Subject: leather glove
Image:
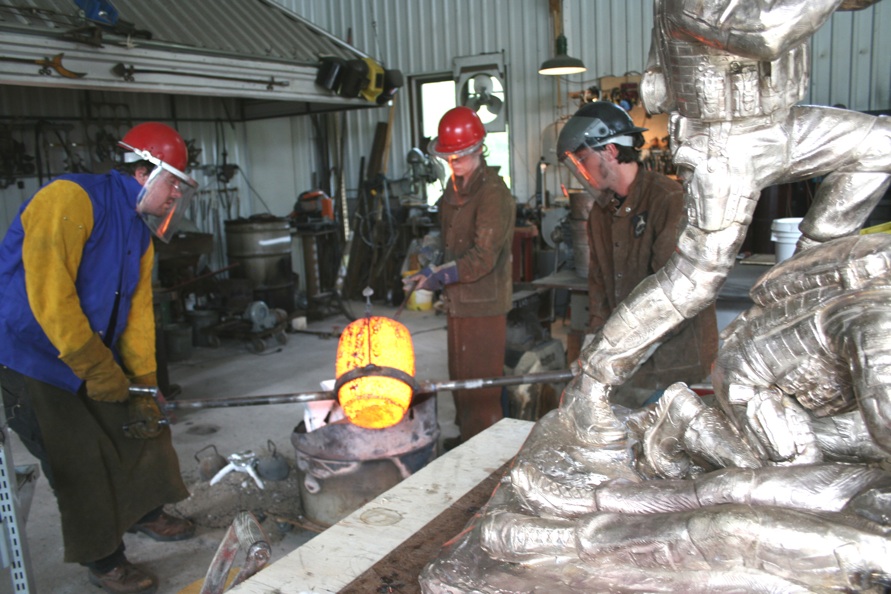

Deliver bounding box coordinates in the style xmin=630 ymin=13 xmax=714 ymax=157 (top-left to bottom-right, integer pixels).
xmin=130 ymin=372 xmax=158 ymax=387
xmin=415 ymin=261 xmax=459 ymax=291
xmin=125 ymin=393 xmax=164 ymax=439
xmin=61 ymin=333 xmax=130 ymax=402
xmin=402 ymin=272 xmax=422 ymax=293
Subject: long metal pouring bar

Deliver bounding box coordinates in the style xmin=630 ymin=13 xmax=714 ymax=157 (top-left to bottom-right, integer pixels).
xmin=161 ymin=368 xmax=575 ymax=411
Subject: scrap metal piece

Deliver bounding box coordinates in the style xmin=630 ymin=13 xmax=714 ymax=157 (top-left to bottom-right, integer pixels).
xmin=198 ymin=511 xmax=271 ymax=594
xmin=210 ymin=450 xmax=265 ymax=490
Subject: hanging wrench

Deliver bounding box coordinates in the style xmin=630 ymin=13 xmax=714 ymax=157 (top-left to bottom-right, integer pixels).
xmin=0 ymin=53 xmax=86 ymax=78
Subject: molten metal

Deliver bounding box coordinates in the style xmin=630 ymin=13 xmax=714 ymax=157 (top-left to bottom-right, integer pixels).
xmin=335 ymin=316 xmax=416 ymax=429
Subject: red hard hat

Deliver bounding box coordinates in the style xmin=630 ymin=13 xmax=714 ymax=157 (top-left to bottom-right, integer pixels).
xmin=118 ymin=122 xmax=188 ymax=172
xmin=428 ymin=106 xmax=485 ymax=158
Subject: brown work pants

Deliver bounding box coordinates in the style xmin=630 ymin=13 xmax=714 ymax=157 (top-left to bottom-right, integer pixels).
xmin=447 ymin=314 xmax=506 ymax=441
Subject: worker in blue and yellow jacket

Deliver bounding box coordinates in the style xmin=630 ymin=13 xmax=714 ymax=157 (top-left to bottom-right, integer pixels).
xmin=0 ymin=122 xmax=197 ymax=594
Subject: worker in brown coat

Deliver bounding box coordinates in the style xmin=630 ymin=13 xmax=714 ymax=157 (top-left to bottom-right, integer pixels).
xmin=407 ymin=107 xmax=516 ymax=444
xmin=559 ymin=102 xmax=718 ymax=407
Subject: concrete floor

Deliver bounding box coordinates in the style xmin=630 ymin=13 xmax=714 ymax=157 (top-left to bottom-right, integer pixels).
xmin=3 ymin=300 xmax=463 ymax=594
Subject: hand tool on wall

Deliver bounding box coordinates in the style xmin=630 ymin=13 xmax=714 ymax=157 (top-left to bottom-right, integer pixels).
xmin=112 ymin=63 xmax=288 ymax=90
xmin=0 ymin=53 xmax=86 ymax=78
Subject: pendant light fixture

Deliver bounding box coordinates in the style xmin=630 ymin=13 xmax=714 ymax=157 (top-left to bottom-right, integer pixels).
xmin=539 ymin=0 xmax=586 ymax=76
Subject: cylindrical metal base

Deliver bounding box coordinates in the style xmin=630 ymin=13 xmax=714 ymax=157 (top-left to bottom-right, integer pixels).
xmin=291 ymin=396 xmax=440 ymax=527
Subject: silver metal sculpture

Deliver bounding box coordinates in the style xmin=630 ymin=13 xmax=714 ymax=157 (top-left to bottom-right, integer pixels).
xmin=713 ymin=234 xmax=891 ymax=465
xmin=421 ymin=236 xmax=891 ymax=594
xmin=580 ymin=0 xmax=891 ymax=389
xmin=420 ymin=0 xmax=891 ymax=589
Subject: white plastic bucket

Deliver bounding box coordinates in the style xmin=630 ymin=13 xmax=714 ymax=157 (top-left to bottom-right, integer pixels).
xmin=408 ymin=289 xmax=433 ymax=311
xmin=771 ymin=217 xmax=803 ymax=263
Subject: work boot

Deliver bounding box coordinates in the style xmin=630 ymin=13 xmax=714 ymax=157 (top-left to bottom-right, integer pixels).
xmin=88 ymin=560 xmax=157 ymax=594
xmin=128 ymin=511 xmax=195 ymax=542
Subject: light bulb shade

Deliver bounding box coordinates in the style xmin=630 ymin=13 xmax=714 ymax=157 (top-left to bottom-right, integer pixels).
xmin=335 ymin=316 xmax=417 ymax=429
xmin=539 ymin=34 xmax=587 ymax=75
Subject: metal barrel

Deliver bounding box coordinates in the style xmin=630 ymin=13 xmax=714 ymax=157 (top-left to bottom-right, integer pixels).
xmin=224 ymin=217 xmax=294 ymax=310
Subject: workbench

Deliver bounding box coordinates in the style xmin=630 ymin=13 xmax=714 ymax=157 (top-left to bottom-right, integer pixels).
xmin=229 ymin=418 xmax=535 ymax=594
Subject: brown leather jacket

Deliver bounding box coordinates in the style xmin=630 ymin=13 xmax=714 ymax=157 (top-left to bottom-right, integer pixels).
xmin=439 ymin=161 xmax=516 ymax=318
xmin=587 ymin=167 xmax=718 ymax=388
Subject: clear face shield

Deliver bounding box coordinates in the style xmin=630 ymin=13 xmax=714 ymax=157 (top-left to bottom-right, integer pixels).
xmin=120 ymin=143 xmax=199 ymax=242
xmin=557 ymin=109 xmax=643 ymax=207
xmin=429 ymin=149 xmax=482 ymax=196
xmin=427 ymin=137 xmax=484 ymax=193
xmin=561 ymin=146 xmax=611 ymax=207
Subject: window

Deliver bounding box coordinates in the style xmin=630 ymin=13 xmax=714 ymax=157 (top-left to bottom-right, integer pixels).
xmin=413 ymin=76 xmax=510 ymax=207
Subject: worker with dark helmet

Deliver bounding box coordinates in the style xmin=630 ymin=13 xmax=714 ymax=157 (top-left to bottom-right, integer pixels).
xmin=406 ymin=106 xmax=516 ymax=445
xmin=559 ymin=101 xmax=718 ymax=407
xmin=0 ymin=122 xmax=196 ymax=594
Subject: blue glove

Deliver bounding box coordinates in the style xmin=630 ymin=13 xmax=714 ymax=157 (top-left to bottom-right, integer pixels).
xmin=417 ymin=261 xmax=459 ymax=291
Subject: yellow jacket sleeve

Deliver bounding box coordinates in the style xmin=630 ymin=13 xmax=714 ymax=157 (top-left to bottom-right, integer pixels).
xmin=118 ymin=241 xmax=157 ymax=379
xmin=20 ymin=180 xmax=96 ymax=358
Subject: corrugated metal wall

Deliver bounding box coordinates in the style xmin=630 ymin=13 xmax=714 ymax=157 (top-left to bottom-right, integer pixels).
xmin=0 ymin=86 xmax=251 ymax=251
xmin=259 ymin=0 xmax=891 ymax=215
xmin=262 ymin=0 xmax=646 ymax=207
xmin=810 ymin=4 xmax=891 ymax=109
xmin=2 ymin=0 xmax=890 ymax=236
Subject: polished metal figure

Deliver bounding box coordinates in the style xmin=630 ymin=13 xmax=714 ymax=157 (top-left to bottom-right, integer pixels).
xmin=714 ymin=234 xmax=891 ymax=464
xmin=422 ymin=1 xmax=891 ymax=591
xmin=421 ymin=237 xmax=891 ymax=593
xmin=579 ymin=0 xmax=891 ymax=393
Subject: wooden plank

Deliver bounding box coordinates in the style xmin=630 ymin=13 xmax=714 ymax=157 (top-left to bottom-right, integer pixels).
xmin=341 ymin=460 xmax=511 ymax=593
xmin=229 ymin=418 xmax=534 ymax=594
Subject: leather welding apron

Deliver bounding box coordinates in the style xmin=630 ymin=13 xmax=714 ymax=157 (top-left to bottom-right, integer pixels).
xmin=1 ymin=369 xmax=189 ymax=563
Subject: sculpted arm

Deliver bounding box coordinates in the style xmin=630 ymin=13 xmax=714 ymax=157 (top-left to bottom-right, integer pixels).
xmin=662 ymin=0 xmax=843 ymax=60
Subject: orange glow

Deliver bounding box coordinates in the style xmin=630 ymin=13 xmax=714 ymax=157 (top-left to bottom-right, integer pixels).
xmin=565 ymin=150 xmax=595 ymax=186
xmin=335 ymin=316 xmax=416 ymax=429
xmin=157 ymin=207 xmax=175 ymax=237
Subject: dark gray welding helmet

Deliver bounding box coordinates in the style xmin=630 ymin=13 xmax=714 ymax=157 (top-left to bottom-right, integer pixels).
xmin=557 ymin=101 xmax=648 ymax=157
xmin=557 ymin=101 xmax=647 ymax=205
